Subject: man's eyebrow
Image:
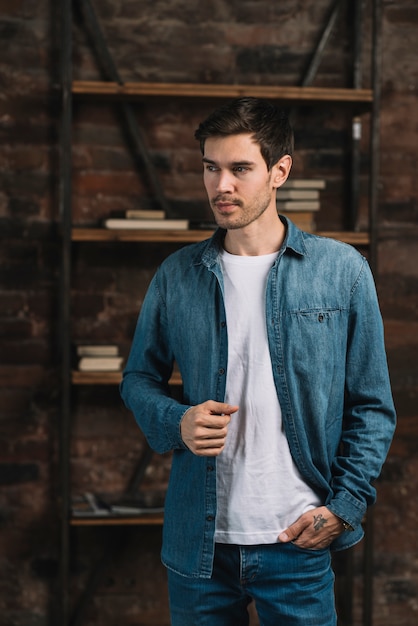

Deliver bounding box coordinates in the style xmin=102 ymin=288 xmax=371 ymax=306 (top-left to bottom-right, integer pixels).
xmin=202 ymin=157 xmax=255 ymax=166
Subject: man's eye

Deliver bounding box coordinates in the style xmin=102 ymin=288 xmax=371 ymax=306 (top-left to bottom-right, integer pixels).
xmin=205 ymin=165 xmax=218 ymax=172
xmin=234 ymin=166 xmax=248 ymax=173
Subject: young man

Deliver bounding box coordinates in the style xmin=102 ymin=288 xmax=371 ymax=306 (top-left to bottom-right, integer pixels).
xmin=120 ymin=98 xmax=396 ymax=625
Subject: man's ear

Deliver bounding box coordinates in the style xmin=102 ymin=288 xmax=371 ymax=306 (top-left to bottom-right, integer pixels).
xmin=272 ymin=155 xmax=292 ymax=189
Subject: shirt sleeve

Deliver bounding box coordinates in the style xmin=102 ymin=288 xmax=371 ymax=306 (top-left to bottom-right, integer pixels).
xmin=327 ymin=259 xmax=396 ymax=529
xmin=120 ymin=271 xmax=191 ymax=454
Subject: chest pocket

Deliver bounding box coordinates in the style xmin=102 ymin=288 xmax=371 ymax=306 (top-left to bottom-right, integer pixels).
xmin=282 ymin=308 xmax=348 ymax=375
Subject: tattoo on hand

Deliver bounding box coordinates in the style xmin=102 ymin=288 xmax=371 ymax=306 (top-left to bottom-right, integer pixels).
xmin=313 ymin=513 xmax=328 ymax=532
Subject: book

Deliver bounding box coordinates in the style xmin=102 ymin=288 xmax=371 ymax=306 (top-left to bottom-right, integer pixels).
xmin=189 ymin=220 xmax=217 ymax=231
xmin=110 ymin=503 xmax=164 ymax=515
xmin=104 ymin=218 xmax=189 ymax=230
xmin=281 ymin=210 xmax=316 ymax=232
xmin=78 ymin=356 xmax=124 ymax=371
xmin=72 ymin=492 xmax=111 ymax=517
xmin=72 ymin=492 xmax=164 ymax=518
xmin=76 ymin=344 xmax=119 ymax=357
xmin=276 ymin=200 xmax=320 ymax=211
xmin=125 ymin=209 xmax=166 ymax=219
xmin=276 ymin=189 xmax=320 ymax=200
xmin=282 ymin=179 xmax=326 ymax=189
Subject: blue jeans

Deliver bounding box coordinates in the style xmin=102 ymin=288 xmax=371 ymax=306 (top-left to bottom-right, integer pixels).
xmin=167 ymin=542 xmax=337 ymax=626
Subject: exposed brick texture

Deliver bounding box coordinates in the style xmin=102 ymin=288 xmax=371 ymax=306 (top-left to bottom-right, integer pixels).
xmin=0 ymin=1 xmax=417 ymax=624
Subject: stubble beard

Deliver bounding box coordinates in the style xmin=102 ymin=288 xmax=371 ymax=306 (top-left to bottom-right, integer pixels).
xmin=211 ymin=187 xmax=273 ymax=230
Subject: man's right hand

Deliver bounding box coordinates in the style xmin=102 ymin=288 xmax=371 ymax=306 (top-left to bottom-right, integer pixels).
xmin=180 ymin=401 xmax=239 ymax=456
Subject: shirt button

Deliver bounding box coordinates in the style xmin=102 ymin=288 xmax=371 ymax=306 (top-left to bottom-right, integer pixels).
xmin=318 ymin=313 xmax=324 ymax=322
xmin=206 ymin=515 xmax=215 ymax=522
xmin=218 ymin=368 xmax=225 ymax=375
xmin=207 ymin=465 xmax=214 ymax=472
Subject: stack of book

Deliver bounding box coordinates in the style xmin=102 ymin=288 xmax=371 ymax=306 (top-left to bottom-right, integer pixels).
xmin=104 ymin=209 xmax=189 ymax=231
xmin=77 ymin=344 xmax=124 ymax=372
xmin=72 ymin=492 xmax=165 ymax=518
xmin=277 ymin=179 xmax=326 ymax=232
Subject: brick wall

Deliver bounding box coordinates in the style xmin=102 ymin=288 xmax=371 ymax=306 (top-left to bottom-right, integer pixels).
xmin=0 ymin=1 xmax=417 ymax=624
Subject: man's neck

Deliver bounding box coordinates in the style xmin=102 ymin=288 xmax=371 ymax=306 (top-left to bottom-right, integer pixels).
xmin=223 ymin=215 xmax=286 ymax=256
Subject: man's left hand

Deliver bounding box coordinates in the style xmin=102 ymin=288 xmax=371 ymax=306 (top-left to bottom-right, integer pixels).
xmin=278 ymin=506 xmax=344 ymax=550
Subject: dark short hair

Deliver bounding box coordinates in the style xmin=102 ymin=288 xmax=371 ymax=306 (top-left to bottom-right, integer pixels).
xmin=194 ymin=97 xmax=294 ymax=170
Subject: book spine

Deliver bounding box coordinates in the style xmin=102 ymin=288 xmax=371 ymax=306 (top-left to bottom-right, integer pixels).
xmin=104 ymin=218 xmax=190 ymax=230
xmin=277 ymin=201 xmax=320 ymax=211
xmin=125 ymin=210 xmax=166 ymax=219
xmin=282 ymin=179 xmax=326 ymax=189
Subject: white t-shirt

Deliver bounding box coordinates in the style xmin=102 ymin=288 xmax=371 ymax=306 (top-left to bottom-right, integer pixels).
xmin=215 ymin=249 xmax=320 ymax=545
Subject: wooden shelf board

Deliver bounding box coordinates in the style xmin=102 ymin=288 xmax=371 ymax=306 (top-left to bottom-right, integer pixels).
xmin=70 ymin=513 xmax=164 ymax=526
xmin=72 ymin=228 xmax=215 ymax=243
xmin=72 ymin=370 xmax=121 ymax=385
xmin=72 ymin=228 xmax=369 ymax=246
xmin=72 ymin=370 xmax=182 ymax=386
xmin=317 ymin=231 xmax=370 ymax=245
xmin=72 ymin=80 xmax=373 ymax=104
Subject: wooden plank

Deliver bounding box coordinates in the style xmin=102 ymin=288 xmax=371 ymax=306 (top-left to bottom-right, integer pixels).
xmin=72 ymin=370 xmax=182 ymax=386
xmin=70 ymin=513 xmax=164 ymax=526
xmin=71 ymin=228 xmax=214 ymax=243
xmin=72 ymin=228 xmax=369 ymax=246
xmin=72 ymin=371 xmax=121 ymax=385
xmin=72 ymin=80 xmax=373 ymax=104
xmin=317 ymin=231 xmax=370 ymax=245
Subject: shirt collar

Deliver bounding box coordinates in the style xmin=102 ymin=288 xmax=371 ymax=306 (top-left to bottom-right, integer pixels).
xmin=201 ymin=215 xmax=308 ymax=268
xmin=279 ymin=215 xmax=308 ymax=257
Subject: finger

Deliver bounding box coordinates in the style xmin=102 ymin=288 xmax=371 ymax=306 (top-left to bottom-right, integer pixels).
xmin=198 ymin=425 xmax=229 ymax=439
xmin=196 ymin=436 xmax=226 ymax=448
xmin=205 ymin=416 xmax=231 ymax=429
xmin=278 ymin=518 xmax=308 ymax=543
xmin=278 ymin=529 xmax=294 ymax=543
xmin=207 ymin=401 xmax=239 ymax=416
xmin=195 ymin=447 xmax=224 ymax=457
xmin=194 ymin=439 xmax=227 ymax=456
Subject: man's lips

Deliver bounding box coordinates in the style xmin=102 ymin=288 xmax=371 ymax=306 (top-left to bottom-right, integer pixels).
xmin=213 ymin=199 xmax=241 ymax=212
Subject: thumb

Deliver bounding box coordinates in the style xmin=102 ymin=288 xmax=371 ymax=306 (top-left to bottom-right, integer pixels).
xmin=223 ymin=403 xmax=239 ymax=415
xmin=209 ymin=401 xmax=239 ymax=416
xmin=278 ymin=519 xmax=304 ymax=543
xmin=278 ymin=529 xmax=292 ymax=543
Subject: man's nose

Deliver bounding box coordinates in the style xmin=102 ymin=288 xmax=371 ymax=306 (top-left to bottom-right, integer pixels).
xmin=216 ymin=170 xmax=235 ymax=193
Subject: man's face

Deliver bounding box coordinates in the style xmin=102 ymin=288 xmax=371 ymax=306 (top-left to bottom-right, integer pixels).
xmin=202 ymin=133 xmax=277 ymax=230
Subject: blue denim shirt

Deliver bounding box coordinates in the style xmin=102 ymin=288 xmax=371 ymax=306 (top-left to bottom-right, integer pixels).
xmin=120 ymin=217 xmax=396 ymax=578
